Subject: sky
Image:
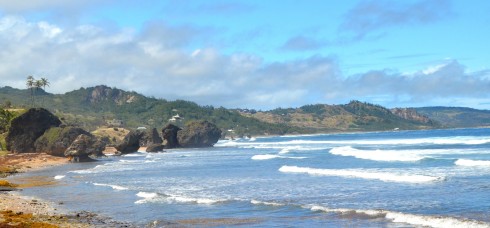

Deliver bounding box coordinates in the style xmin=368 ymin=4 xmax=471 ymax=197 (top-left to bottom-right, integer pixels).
xmin=0 ymin=0 xmax=489 ymax=110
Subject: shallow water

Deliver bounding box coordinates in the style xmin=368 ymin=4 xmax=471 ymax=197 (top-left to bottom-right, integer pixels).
xmin=13 ymin=128 xmax=490 ymax=227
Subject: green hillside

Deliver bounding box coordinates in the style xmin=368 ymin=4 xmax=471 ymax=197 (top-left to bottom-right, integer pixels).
xmin=0 ymin=85 xmax=465 ymax=135
xmin=241 ymin=101 xmax=438 ymax=132
xmin=415 ymin=107 xmax=490 ymax=128
xmin=0 ymin=85 xmax=300 ymax=136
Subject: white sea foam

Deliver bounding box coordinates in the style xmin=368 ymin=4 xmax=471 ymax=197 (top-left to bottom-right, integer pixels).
xmin=54 ymin=175 xmax=65 ymax=180
xmin=135 ymin=192 xmax=223 ymax=205
xmin=123 ymin=153 xmax=146 ymax=157
xmin=93 ymin=183 xmax=128 ymax=191
xmin=279 ymin=166 xmax=443 ymax=183
xmin=250 ymin=200 xmax=285 ymax=207
xmin=219 ymin=136 xmax=490 ymax=148
xmin=166 ymin=195 xmax=223 ymax=205
xmin=279 ymin=148 xmax=290 ymax=154
xmin=251 ymin=154 xmax=307 ymax=160
xmin=252 ymin=154 xmax=281 ymax=160
xmin=329 ymin=146 xmax=425 ymax=162
xmin=309 ymin=205 xmax=490 ymax=228
xmin=455 ymin=159 xmax=490 ymax=167
xmin=135 ymin=191 xmax=158 ymax=204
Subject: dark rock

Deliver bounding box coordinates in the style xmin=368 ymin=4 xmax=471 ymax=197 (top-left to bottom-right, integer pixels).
xmin=114 ymin=130 xmax=145 ymax=154
xmin=177 ymin=121 xmax=221 ymax=148
xmin=64 ymin=134 xmax=106 ymax=162
xmin=140 ymin=128 xmax=163 ymax=147
xmin=146 ymin=144 xmax=164 ymax=152
xmin=6 ymin=108 xmax=61 ymax=153
xmin=162 ymin=124 xmax=181 ymax=148
xmin=34 ymin=127 xmax=91 ymax=157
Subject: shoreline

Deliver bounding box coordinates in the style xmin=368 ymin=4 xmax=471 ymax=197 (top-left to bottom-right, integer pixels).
xmin=0 ymin=151 xmax=134 ymax=227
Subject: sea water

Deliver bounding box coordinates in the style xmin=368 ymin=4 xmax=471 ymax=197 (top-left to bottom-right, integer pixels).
xmin=13 ymin=128 xmax=490 ymax=227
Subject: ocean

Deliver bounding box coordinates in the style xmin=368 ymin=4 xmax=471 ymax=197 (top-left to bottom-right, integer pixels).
xmin=13 ymin=128 xmax=490 ymax=227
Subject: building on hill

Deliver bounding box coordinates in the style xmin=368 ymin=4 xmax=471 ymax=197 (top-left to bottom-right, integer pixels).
xmin=168 ymin=114 xmax=184 ymax=127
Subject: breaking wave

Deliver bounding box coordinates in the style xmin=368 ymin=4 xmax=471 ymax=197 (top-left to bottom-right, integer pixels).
xmin=251 ymin=154 xmax=306 ymax=160
xmin=135 ymin=191 xmax=225 ymax=205
xmin=93 ymin=183 xmax=128 ymax=191
xmin=455 ymin=159 xmax=490 ymax=167
xmin=309 ymin=205 xmax=490 ymax=228
xmin=329 ymin=146 xmax=425 ymax=162
xmin=279 ymin=166 xmax=443 ymax=183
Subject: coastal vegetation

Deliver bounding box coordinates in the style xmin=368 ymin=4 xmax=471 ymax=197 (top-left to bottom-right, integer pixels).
xmin=0 ymin=84 xmax=489 ymax=138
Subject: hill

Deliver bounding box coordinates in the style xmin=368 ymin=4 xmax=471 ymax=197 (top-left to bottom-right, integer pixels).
xmin=0 ymin=85 xmax=300 ymax=136
xmin=239 ymin=101 xmax=438 ymax=132
xmin=5 ymin=85 xmax=486 ymax=135
xmin=415 ymin=107 xmax=490 ymax=128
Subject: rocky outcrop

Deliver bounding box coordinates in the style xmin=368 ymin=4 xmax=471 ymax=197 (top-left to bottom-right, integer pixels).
xmin=114 ymin=130 xmax=145 ymax=154
xmin=177 ymin=121 xmax=221 ymax=148
xmin=88 ymin=85 xmax=138 ymax=105
xmin=162 ymin=124 xmax=181 ymax=148
xmin=391 ymin=108 xmax=431 ymax=124
xmin=6 ymin=108 xmax=61 ymax=153
xmin=146 ymin=144 xmax=164 ymax=152
xmin=140 ymin=128 xmax=163 ymax=147
xmin=34 ymin=127 xmax=91 ymax=157
xmin=64 ymin=134 xmax=106 ymax=162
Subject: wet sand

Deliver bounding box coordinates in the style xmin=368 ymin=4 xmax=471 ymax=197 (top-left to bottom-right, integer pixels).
xmin=0 ymin=152 xmax=134 ymax=227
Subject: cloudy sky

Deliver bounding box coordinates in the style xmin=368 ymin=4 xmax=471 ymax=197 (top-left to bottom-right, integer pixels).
xmin=0 ymin=0 xmax=489 ymax=110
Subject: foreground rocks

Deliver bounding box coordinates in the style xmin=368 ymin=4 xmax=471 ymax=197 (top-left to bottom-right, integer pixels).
xmin=177 ymin=121 xmax=222 ymax=148
xmin=34 ymin=126 xmax=91 ymax=157
xmin=114 ymin=130 xmax=146 ymax=154
xmin=64 ymin=134 xmax=106 ymax=162
xmin=6 ymin=108 xmax=61 ymax=153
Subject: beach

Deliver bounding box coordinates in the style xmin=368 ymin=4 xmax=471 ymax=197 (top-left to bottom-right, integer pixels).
xmin=0 ymin=152 xmax=133 ymax=227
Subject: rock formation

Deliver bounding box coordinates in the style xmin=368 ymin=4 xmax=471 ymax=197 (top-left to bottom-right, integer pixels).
xmin=177 ymin=121 xmax=221 ymax=148
xmin=6 ymin=108 xmax=61 ymax=153
xmin=161 ymin=124 xmax=181 ymax=148
xmin=140 ymin=128 xmax=163 ymax=147
xmin=146 ymin=144 xmax=164 ymax=152
xmin=391 ymin=108 xmax=431 ymax=124
xmin=114 ymin=130 xmax=145 ymax=154
xmin=34 ymin=127 xmax=91 ymax=157
xmin=64 ymin=134 xmax=106 ymax=162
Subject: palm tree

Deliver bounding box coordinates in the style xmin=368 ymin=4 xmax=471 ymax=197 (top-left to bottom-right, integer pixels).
xmin=26 ymin=76 xmax=35 ymax=107
xmin=34 ymin=80 xmax=43 ymax=107
xmin=40 ymin=77 xmax=50 ymax=91
xmin=39 ymin=77 xmax=50 ymax=106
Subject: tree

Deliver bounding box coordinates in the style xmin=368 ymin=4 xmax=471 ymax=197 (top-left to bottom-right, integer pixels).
xmin=39 ymin=77 xmax=50 ymax=106
xmin=0 ymin=109 xmax=14 ymax=133
xmin=26 ymin=75 xmax=35 ymax=107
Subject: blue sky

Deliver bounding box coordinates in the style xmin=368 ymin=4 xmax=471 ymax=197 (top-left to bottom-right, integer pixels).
xmin=0 ymin=0 xmax=489 ymax=110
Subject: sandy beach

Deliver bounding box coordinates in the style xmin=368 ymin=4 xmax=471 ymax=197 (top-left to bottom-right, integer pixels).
xmin=0 ymin=152 xmax=134 ymax=227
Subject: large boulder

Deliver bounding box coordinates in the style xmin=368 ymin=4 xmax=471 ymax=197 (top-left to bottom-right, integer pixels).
xmin=34 ymin=127 xmax=91 ymax=157
xmin=6 ymin=108 xmax=61 ymax=153
xmin=146 ymin=144 xmax=164 ymax=153
xmin=64 ymin=134 xmax=106 ymax=162
xmin=140 ymin=128 xmax=163 ymax=147
xmin=162 ymin=124 xmax=181 ymax=148
xmin=177 ymin=121 xmax=222 ymax=148
xmin=114 ymin=130 xmax=145 ymax=154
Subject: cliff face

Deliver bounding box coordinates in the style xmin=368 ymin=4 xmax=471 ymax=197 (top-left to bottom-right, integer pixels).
xmin=390 ymin=108 xmax=431 ymax=124
xmin=88 ymin=85 xmax=138 ymax=105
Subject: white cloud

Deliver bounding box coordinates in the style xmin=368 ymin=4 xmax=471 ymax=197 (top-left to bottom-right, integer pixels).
xmin=0 ymin=15 xmax=488 ymax=110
